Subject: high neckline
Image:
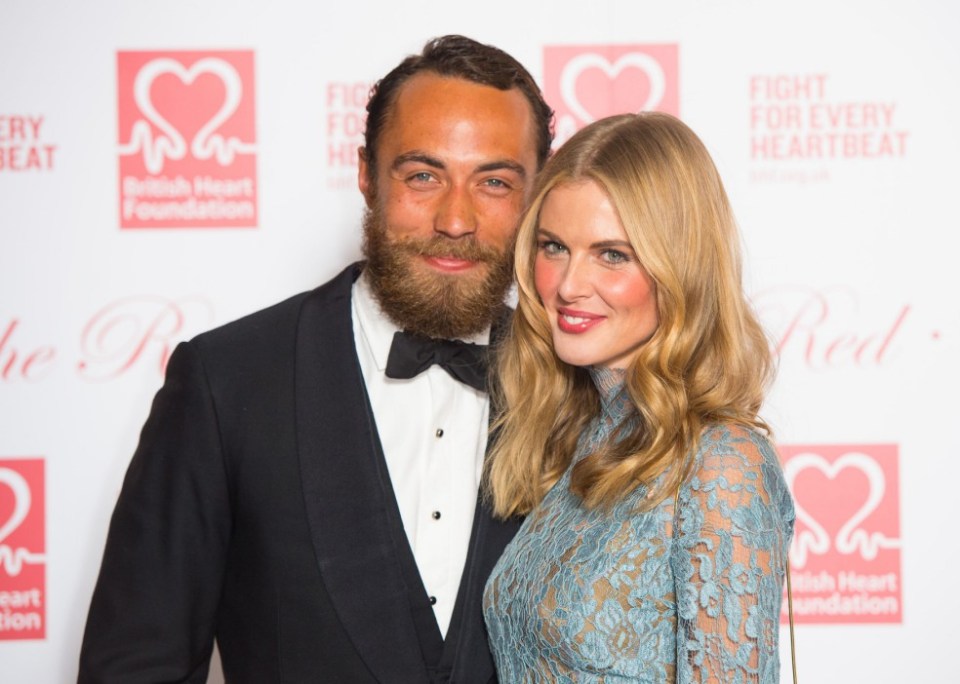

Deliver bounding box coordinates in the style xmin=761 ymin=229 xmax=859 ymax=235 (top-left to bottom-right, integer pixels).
xmin=588 ymin=366 xmax=636 ymax=425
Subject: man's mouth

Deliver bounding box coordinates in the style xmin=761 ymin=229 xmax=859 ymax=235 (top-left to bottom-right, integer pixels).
xmin=422 ymin=255 xmax=478 ymax=272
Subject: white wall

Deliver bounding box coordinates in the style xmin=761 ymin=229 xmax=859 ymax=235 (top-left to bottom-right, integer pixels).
xmin=1 ymin=0 xmax=957 ymax=681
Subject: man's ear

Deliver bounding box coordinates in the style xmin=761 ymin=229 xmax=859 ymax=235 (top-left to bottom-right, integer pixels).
xmin=358 ymin=146 xmax=373 ymax=207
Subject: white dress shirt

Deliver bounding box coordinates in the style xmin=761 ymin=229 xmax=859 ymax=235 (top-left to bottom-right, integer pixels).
xmin=351 ymin=273 xmax=489 ymax=637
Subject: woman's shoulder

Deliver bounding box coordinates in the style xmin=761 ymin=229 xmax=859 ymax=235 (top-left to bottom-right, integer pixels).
xmin=686 ymin=422 xmax=795 ymax=527
xmin=688 ymin=423 xmax=787 ymax=502
xmin=695 ymin=422 xmax=779 ymax=471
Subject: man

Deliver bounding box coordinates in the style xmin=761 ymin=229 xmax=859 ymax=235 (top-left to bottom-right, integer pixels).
xmin=78 ymin=35 xmax=553 ymax=683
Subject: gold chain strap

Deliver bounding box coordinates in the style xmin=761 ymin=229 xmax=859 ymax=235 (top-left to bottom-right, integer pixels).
xmin=786 ymin=560 xmax=798 ymax=684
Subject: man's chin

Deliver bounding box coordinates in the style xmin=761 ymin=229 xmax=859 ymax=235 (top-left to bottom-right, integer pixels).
xmin=374 ymin=262 xmax=506 ymax=339
xmin=361 ymin=213 xmax=511 ymax=338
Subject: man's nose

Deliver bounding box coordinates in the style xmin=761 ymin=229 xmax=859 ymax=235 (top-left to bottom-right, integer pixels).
xmin=434 ymin=185 xmax=477 ymax=238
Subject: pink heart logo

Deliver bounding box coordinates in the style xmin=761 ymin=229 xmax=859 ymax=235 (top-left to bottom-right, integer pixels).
xmin=560 ymin=52 xmax=667 ymax=125
xmin=0 ymin=467 xmax=34 ymax=577
xmin=119 ymin=57 xmax=255 ymax=174
xmin=0 ymin=467 xmax=30 ymax=548
xmin=784 ymin=451 xmax=901 ymax=568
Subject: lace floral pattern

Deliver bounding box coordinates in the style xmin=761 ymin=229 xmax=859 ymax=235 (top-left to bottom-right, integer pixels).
xmin=483 ymin=371 xmax=794 ymax=683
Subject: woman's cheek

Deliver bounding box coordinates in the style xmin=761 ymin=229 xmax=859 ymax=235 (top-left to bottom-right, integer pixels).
xmin=598 ymin=267 xmax=654 ymax=310
xmin=533 ymin=255 xmax=560 ymax=303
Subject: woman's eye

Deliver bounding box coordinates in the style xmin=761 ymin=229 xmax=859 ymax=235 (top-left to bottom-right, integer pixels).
xmin=539 ymin=240 xmax=565 ymax=255
xmin=601 ymin=249 xmax=630 ymax=264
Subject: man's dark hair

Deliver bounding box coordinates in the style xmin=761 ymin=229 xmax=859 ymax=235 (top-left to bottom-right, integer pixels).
xmin=362 ymin=35 xmax=554 ymax=180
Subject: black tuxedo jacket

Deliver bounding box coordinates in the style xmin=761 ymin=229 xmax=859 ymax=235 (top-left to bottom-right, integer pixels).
xmin=79 ymin=263 xmax=519 ymax=683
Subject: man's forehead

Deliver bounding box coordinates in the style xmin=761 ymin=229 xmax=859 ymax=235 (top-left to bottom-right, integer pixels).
xmin=389 ymin=73 xmax=527 ymax=114
xmin=379 ymin=73 xmax=538 ymax=167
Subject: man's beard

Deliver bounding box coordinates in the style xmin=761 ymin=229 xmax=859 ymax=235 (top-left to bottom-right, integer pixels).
xmin=361 ymin=202 xmax=515 ymax=340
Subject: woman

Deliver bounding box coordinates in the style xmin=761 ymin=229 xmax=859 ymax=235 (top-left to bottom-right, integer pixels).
xmin=483 ymin=112 xmax=795 ymax=683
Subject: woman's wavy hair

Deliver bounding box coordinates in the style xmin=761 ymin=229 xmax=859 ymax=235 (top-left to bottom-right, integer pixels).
xmin=485 ymin=112 xmax=774 ymax=517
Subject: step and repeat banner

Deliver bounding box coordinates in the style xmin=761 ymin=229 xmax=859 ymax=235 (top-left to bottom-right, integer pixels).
xmin=2 ymin=0 xmax=957 ymax=681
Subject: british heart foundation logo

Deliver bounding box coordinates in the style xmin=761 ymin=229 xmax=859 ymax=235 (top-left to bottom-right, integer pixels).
xmin=0 ymin=459 xmax=46 ymax=640
xmin=781 ymin=444 xmax=902 ymax=624
xmin=117 ymin=51 xmax=257 ymax=229
xmin=543 ymin=45 xmax=679 ymax=148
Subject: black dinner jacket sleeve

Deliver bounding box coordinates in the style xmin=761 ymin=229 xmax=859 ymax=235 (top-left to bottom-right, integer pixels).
xmin=78 ymin=336 xmax=234 ymax=683
xmin=77 ymin=281 xmax=346 ymax=683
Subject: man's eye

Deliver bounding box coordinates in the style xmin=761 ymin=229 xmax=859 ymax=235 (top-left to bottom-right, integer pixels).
xmin=409 ymin=172 xmax=434 ymax=183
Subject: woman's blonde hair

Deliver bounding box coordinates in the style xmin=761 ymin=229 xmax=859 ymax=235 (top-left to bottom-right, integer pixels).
xmin=486 ymin=112 xmax=774 ymax=517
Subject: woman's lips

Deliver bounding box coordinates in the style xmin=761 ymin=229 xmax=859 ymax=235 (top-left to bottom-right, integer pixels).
xmin=556 ymin=307 xmax=605 ymax=334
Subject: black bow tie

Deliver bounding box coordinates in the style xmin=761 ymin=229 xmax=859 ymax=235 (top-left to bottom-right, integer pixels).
xmin=385 ymin=330 xmax=489 ymax=391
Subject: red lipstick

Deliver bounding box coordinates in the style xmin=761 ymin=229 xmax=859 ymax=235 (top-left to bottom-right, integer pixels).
xmin=556 ymin=307 xmax=605 ymax=334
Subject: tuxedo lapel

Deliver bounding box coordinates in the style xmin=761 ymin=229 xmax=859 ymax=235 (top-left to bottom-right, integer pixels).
xmin=295 ymin=263 xmax=429 ymax=684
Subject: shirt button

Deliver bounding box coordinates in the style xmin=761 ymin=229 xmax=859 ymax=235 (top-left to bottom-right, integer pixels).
xmin=432 ymin=511 xmax=441 ymax=520
xmin=429 ymin=596 xmax=437 ymax=605
xmin=435 ymin=428 xmax=444 ymax=438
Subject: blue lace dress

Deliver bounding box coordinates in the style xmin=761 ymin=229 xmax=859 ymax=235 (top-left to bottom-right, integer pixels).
xmin=483 ymin=370 xmax=795 ymax=683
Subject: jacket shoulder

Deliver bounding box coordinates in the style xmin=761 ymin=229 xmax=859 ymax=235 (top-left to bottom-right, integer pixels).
xmin=192 ymin=263 xmax=360 ymax=358
xmin=194 ymin=290 xmax=311 ymax=352
xmin=185 ymin=262 xmax=360 ymax=381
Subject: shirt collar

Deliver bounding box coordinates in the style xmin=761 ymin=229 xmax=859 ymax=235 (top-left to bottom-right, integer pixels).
xmin=353 ymin=270 xmax=491 ymax=373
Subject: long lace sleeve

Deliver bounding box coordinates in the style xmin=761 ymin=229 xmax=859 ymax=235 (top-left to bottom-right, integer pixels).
xmin=671 ymin=426 xmax=795 ymax=684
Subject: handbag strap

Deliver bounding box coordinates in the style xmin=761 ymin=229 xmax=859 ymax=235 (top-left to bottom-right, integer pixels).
xmin=786 ymin=559 xmax=798 ymax=684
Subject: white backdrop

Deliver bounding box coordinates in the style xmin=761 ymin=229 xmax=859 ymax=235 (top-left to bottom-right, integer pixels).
xmin=2 ymin=0 xmax=958 ymax=681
